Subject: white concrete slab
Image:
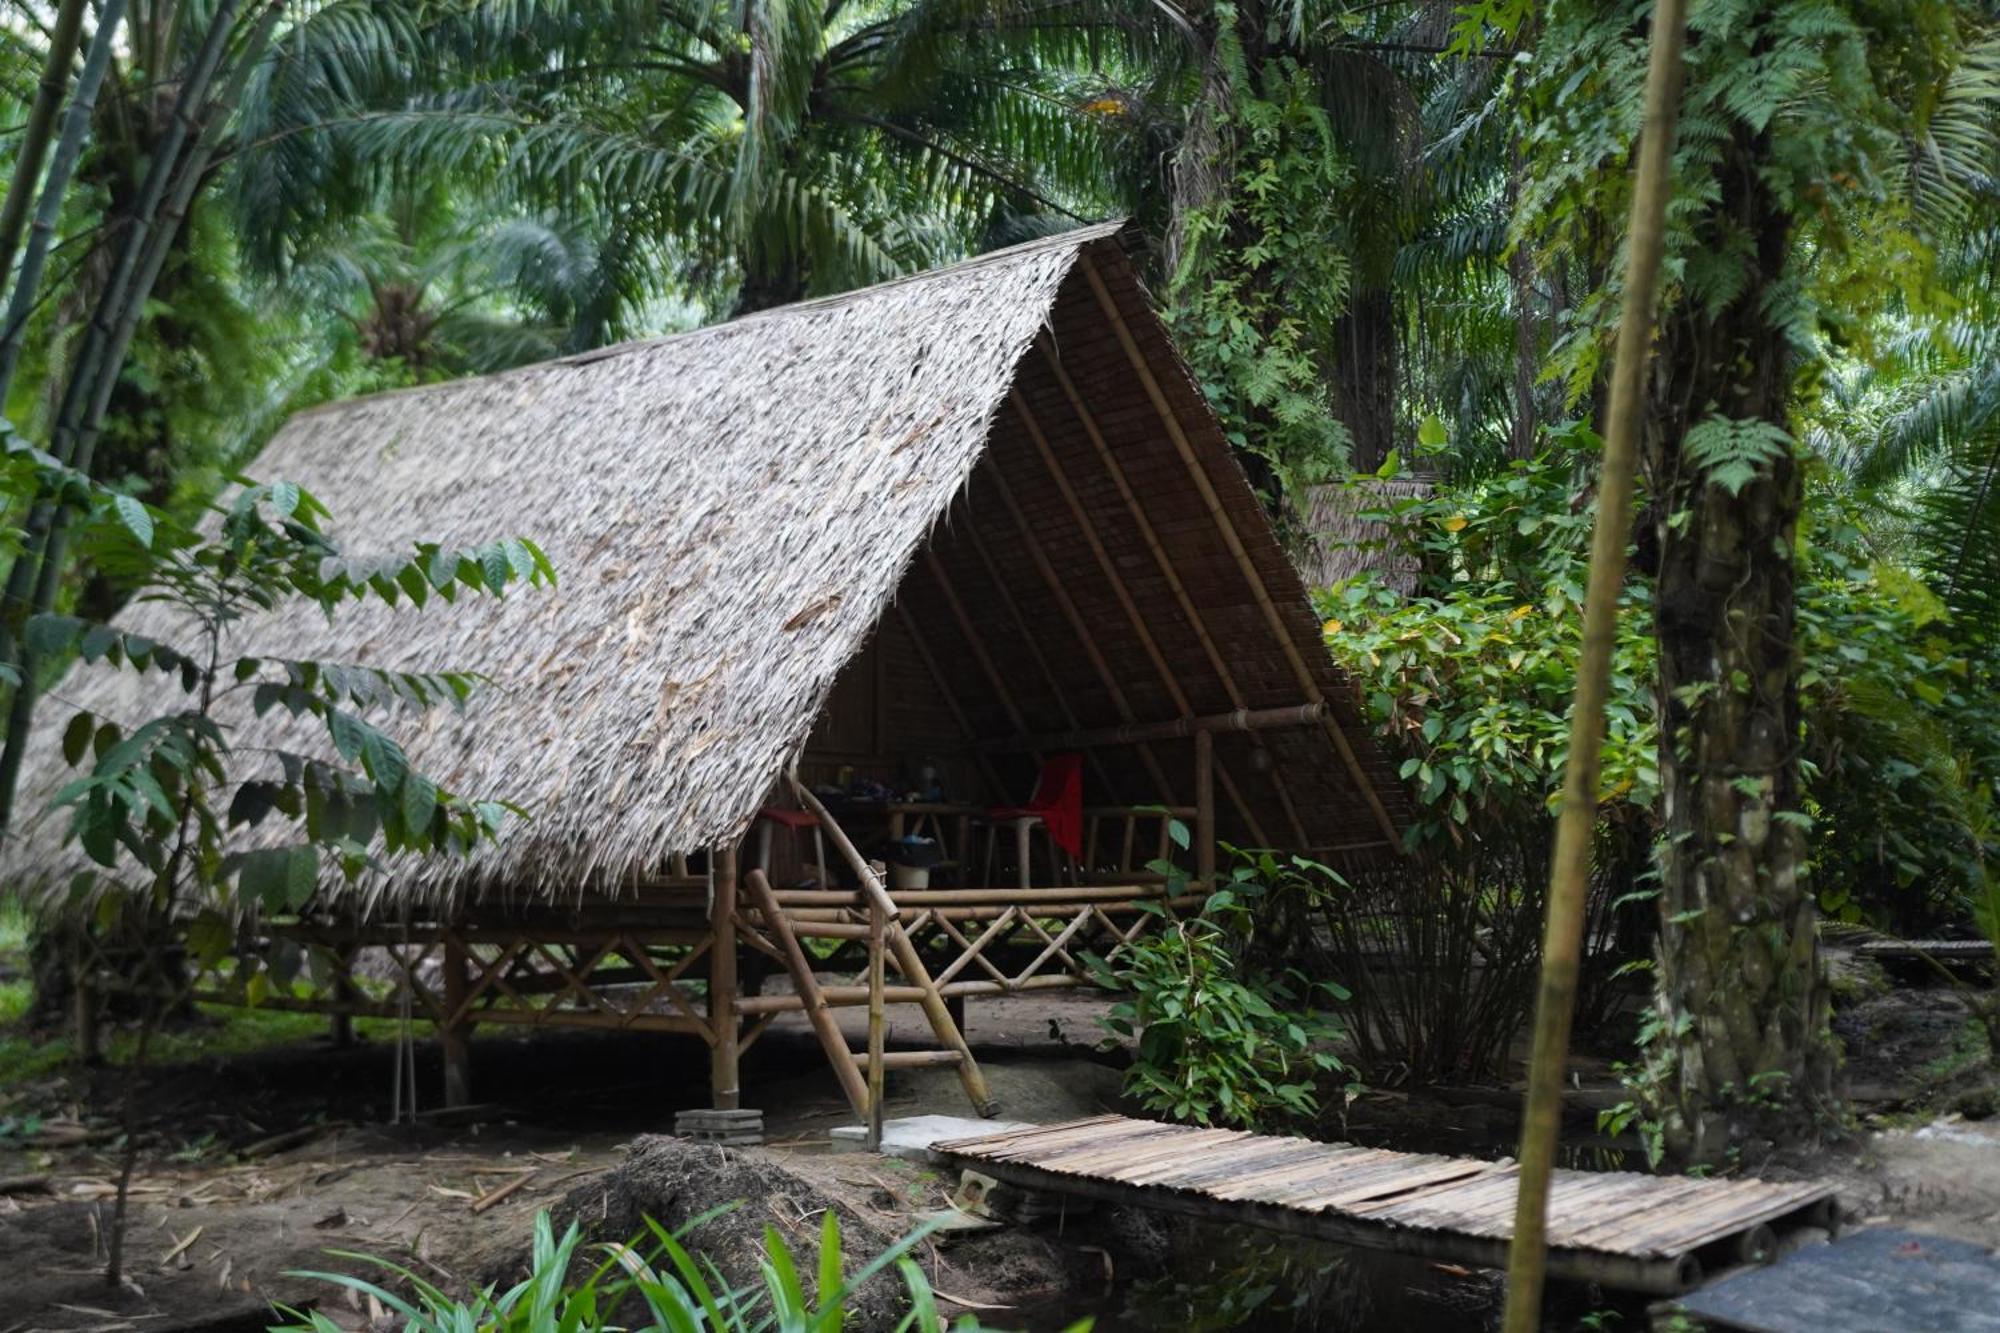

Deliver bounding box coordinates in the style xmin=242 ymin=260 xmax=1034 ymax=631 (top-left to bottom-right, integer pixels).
xmin=829 ymin=1114 xmax=1037 ymax=1164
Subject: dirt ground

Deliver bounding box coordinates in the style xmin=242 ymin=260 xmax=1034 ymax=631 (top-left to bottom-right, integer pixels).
xmin=0 ymin=991 xmax=1152 ymax=1333
xmin=4 ymin=967 xmax=2000 ymax=1333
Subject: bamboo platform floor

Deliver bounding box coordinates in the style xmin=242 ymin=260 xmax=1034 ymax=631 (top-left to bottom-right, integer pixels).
xmin=935 ymin=1115 xmax=1837 ymax=1295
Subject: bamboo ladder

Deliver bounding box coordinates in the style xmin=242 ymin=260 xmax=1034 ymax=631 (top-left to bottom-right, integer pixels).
xmin=739 ymin=773 xmax=998 ymax=1128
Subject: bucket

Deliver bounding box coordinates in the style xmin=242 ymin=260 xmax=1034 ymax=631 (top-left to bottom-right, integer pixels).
xmin=889 ymin=863 xmax=931 ymax=891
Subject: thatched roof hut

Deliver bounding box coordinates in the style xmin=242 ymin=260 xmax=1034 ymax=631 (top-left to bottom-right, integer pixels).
xmin=1297 ymin=477 xmax=1434 ymax=594
xmin=7 ymin=222 xmax=1410 ymax=915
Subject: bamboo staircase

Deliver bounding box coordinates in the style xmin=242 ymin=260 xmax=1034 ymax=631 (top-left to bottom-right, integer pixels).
xmin=743 ymin=867 xmax=997 ymax=1122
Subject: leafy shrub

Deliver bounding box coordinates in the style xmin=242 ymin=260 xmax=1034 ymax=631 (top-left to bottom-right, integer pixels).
xmin=273 ymin=1207 xmax=1054 ymax=1333
xmin=1090 ymin=833 xmax=1353 ymax=1130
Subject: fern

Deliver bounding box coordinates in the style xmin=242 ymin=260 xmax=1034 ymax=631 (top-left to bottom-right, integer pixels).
xmin=1683 ymin=415 xmax=1794 ymax=496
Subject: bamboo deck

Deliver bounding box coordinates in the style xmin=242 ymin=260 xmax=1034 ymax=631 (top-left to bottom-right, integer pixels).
xmin=936 ymin=1115 xmax=1838 ymax=1294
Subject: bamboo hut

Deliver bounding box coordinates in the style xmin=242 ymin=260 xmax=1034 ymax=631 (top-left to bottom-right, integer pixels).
xmin=7 ymin=222 xmax=1411 ymax=1119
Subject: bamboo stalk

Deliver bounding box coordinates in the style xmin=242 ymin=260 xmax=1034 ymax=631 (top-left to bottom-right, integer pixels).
xmin=1501 ymin=4 xmax=1690 ymax=1329
xmin=0 ymin=0 xmax=90 ymax=287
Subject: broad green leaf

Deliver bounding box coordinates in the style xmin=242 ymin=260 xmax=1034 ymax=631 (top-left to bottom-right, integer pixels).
xmin=113 ymin=494 xmax=154 ymax=548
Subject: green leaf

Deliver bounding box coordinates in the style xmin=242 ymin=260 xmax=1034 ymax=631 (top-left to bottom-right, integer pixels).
xmin=113 ymin=494 xmax=154 ymax=548
xmin=62 ymin=713 xmax=94 ymax=767
xmin=400 ymin=774 xmax=438 ymax=839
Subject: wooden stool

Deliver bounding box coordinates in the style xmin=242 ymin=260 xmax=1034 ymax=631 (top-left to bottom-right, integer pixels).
xmin=756 ymin=807 xmax=829 ymax=887
xmin=983 ymin=814 xmax=1070 ymax=889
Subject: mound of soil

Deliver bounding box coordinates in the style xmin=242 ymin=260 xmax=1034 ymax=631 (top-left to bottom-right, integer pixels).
xmin=539 ymin=1134 xmax=910 ymax=1328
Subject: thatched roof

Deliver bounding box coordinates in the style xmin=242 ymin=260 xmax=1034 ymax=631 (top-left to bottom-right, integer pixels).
xmin=1297 ymin=478 xmax=1434 ymax=593
xmin=7 ymin=222 xmax=1410 ymax=913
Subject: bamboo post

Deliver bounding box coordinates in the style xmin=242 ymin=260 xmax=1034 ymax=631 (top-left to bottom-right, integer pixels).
xmin=710 ymin=845 xmax=741 ymax=1110
xmin=1501 ymin=4 xmax=1689 ymax=1329
xmin=743 ymin=869 xmax=870 ymax=1117
xmin=1195 ymin=729 xmax=1216 ymax=890
xmin=73 ymin=971 xmax=100 ymax=1064
xmin=440 ymin=932 xmax=473 ymax=1108
xmin=1076 ymin=255 xmax=1401 ymax=850
xmin=866 ymin=898 xmax=886 ymax=1151
xmin=330 ymin=945 xmax=356 ymax=1048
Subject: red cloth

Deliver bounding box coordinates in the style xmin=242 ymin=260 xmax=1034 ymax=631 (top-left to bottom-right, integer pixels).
xmin=989 ymin=753 xmax=1084 ymax=858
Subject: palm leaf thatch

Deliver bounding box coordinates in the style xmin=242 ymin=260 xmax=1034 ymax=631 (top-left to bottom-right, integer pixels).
xmin=6 ymin=222 xmax=1409 ymax=919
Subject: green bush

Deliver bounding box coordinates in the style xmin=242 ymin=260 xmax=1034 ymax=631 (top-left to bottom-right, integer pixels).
xmin=1090 ymin=833 xmax=1353 ymax=1130
xmin=273 ymin=1207 xmax=1067 ymax=1333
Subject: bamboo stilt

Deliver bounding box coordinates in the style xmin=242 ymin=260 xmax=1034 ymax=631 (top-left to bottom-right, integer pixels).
xmin=710 ymin=845 xmax=741 ymax=1110
xmin=1501 ymin=4 xmax=1690 ymax=1329
xmin=1195 ymin=729 xmax=1216 ymax=890
xmin=441 ymin=932 xmax=473 ymax=1108
xmin=866 ymin=900 xmax=886 ymax=1150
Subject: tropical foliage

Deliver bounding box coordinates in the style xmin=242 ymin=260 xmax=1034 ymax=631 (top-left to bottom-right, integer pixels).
xmin=1090 ymin=829 xmax=1352 ymax=1129
xmin=2 ymin=0 xmax=1999 ymax=1162
xmin=275 ymin=1207 xmax=1047 ymax=1333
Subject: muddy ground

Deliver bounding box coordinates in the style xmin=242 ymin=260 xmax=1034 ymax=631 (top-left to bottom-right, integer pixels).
xmin=2 ymin=963 xmax=1998 ymax=1333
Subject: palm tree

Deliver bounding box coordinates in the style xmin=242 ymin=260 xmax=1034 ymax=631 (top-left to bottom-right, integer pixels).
xmin=228 ymin=0 xmax=1163 ymax=315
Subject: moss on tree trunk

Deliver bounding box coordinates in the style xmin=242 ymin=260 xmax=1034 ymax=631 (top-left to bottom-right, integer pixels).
xmin=1641 ymin=118 xmax=1835 ymax=1164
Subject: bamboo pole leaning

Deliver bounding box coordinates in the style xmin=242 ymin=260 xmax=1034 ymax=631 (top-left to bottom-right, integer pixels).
xmin=1501 ymin=3 xmax=1690 ymax=1329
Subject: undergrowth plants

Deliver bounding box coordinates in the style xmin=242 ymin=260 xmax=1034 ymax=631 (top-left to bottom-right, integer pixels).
xmin=272 ymin=1207 xmax=1069 ymax=1333
xmin=1088 ymin=823 xmax=1353 ymax=1131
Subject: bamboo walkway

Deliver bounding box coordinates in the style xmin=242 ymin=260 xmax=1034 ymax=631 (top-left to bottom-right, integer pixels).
xmin=935 ymin=1115 xmax=1838 ymax=1294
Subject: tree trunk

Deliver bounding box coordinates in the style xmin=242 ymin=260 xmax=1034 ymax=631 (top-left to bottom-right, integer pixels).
xmin=1643 ymin=120 xmax=1833 ymax=1164
xmin=1333 ymin=284 xmax=1398 ymax=471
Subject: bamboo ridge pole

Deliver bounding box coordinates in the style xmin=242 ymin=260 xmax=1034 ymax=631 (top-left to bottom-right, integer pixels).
xmin=1501 ymin=3 xmax=1690 ymax=1330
